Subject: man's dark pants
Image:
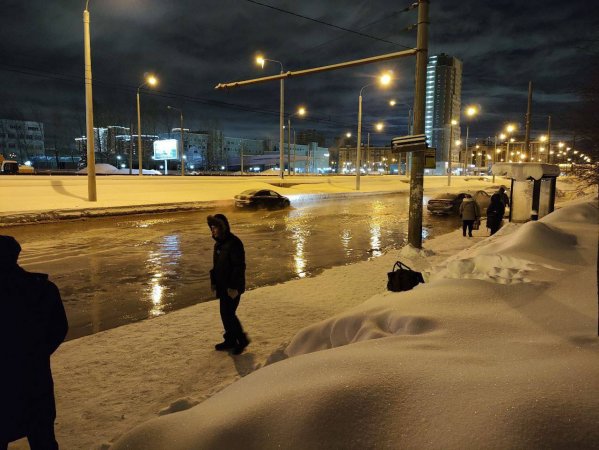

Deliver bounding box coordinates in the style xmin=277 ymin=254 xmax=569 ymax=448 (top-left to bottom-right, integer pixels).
xmin=218 ymin=292 xmax=244 ymax=343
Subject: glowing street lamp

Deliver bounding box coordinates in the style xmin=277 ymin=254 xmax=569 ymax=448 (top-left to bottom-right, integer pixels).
xmin=256 ymin=54 xmax=286 ymax=179
xmin=136 ymin=73 xmax=158 ymax=176
xmin=356 ymin=71 xmax=393 ymax=190
xmin=463 ymin=105 xmax=479 ymax=174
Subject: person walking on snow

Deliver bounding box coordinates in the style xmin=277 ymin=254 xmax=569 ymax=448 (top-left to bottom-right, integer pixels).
xmin=486 ymin=193 xmax=506 ymax=235
xmin=497 ymin=186 xmax=510 ymax=208
xmin=207 ymin=214 xmax=250 ymax=355
xmin=0 ymin=235 xmax=68 ymax=450
xmin=459 ymin=194 xmax=480 ymax=237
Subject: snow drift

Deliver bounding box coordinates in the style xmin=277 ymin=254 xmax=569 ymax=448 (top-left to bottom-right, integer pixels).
xmin=112 ymin=200 xmax=598 ymax=449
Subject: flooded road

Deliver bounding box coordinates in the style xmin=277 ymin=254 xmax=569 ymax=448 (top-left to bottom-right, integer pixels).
xmin=6 ymin=193 xmax=460 ymax=339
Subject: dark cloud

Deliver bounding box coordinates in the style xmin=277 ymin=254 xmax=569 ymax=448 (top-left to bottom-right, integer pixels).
xmin=0 ymin=0 xmax=597 ymax=148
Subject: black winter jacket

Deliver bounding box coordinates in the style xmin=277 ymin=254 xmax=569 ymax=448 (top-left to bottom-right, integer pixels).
xmin=210 ymin=233 xmax=246 ymax=296
xmin=0 ymin=265 xmax=68 ymax=441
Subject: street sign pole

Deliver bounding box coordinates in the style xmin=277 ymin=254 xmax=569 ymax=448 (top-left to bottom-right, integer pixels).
xmin=408 ymin=0 xmax=429 ymax=249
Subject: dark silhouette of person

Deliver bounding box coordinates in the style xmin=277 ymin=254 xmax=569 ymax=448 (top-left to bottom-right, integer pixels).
xmin=498 ymin=186 xmax=510 ymax=208
xmin=486 ymin=193 xmax=506 ymax=235
xmin=0 ymin=235 xmax=68 ymax=450
xmin=207 ymin=214 xmax=250 ymax=355
xmin=459 ymin=194 xmax=480 ymax=237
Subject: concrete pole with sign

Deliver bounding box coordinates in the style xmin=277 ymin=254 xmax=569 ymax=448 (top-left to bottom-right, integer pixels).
xmin=407 ymin=0 xmax=429 ymax=249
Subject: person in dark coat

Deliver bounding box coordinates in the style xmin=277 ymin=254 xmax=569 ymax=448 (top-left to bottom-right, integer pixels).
xmin=207 ymin=214 xmax=250 ymax=355
xmin=458 ymin=194 xmax=480 ymax=237
xmin=486 ymin=193 xmax=506 ymax=235
xmin=0 ymin=235 xmax=68 ymax=450
xmin=498 ymin=186 xmax=510 ymax=208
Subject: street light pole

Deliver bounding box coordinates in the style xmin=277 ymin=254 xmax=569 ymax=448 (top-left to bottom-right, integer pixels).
xmin=136 ymin=74 xmax=157 ymax=177
xmin=407 ymin=0 xmax=429 ymax=249
xmin=83 ymin=1 xmax=96 ymax=201
xmin=136 ymin=89 xmax=143 ymax=176
xmin=280 ymin=71 xmax=284 ymax=178
xmin=356 ymin=91 xmax=363 ymax=190
xmin=447 ymin=119 xmax=456 ymax=186
xmin=167 ymin=106 xmax=185 ymax=176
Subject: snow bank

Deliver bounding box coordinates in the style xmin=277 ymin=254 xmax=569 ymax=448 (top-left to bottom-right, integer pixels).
xmin=112 ymin=200 xmax=599 ymax=449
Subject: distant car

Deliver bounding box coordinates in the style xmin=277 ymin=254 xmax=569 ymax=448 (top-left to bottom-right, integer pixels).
xmin=427 ymin=190 xmax=491 ymax=215
xmin=234 ymin=189 xmax=290 ymax=209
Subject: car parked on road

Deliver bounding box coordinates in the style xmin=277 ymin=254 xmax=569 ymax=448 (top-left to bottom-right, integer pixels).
xmin=234 ymin=189 xmax=291 ymax=210
xmin=427 ymin=190 xmax=491 ymax=215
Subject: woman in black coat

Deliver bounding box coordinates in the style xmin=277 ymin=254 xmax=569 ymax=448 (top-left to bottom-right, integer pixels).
xmin=486 ymin=193 xmax=506 ymax=235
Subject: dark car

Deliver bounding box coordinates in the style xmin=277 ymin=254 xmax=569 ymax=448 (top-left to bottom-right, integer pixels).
xmin=234 ymin=189 xmax=290 ymax=209
xmin=427 ymin=190 xmax=491 ymax=215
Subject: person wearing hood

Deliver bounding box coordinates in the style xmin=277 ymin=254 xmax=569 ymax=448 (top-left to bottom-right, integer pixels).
xmin=458 ymin=194 xmax=480 ymax=237
xmin=486 ymin=193 xmax=506 ymax=235
xmin=0 ymin=235 xmax=68 ymax=449
xmin=207 ymin=214 xmax=250 ymax=355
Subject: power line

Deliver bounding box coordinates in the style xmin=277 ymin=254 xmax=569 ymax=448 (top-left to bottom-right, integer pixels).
xmin=0 ymin=63 xmax=369 ymax=131
xmin=242 ymin=0 xmax=415 ymax=49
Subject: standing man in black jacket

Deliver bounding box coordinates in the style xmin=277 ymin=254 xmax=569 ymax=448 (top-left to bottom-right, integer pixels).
xmin=0 ymin=235 xmax=68 ymax=449
xmin=207 ymin=214 xmax=250 ymax=355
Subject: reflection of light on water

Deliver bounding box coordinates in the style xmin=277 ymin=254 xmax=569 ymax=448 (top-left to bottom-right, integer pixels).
xmin=340 ymin=229 xmax=352 ymax=255
xmin=150 ymin=275 xmax=164 ymax=317
xmin=369 ymin=201 xmax=384 ymax=257
xmin=369 ymin=224 xmax=382 ymax=257
xmin=145 ymin=234 xmax=182 ymax=317
xmin=286 ymin=211 xmax=309 ymax=278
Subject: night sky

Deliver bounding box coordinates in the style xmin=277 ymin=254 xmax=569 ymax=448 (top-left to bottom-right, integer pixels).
xmin=0 ymin=0 xmax=597 ymax=148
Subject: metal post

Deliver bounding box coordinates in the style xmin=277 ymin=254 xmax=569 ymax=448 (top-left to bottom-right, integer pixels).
xmin=464 ymin=125 xmax=469 ymax=175
xmin=547 ymin=115 xmax=552 ymax=163
xmin=279 ymin=73 xmax=284 ymax=179
xmin=407 ymin=0 xmax=429 ymax=249
xmin=83 ymin=7 xmax=97 ymax=201
xmin=524 ymin=81 xmax=533 ymax=161
xmin=447 ymin=122 xmax=453 ymax=186
xmin=356 ymin=94 xmax=362 ymax=190
xmin=128 ymin=122 xmax=133 ymax=175
xmin=180 ymin=112 xmax=184 ymax=176
xmin=288 ymin=118 xmax=292 ymax=176
xmin=136 ymin=90 xmax=143 ymax=176
xmin=492 ymin=135 xmax=497 ymax=183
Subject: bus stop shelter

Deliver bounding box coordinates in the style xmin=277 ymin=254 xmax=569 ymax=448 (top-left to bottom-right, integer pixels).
xmin=492 ymin=162 xmax=560 ymax=223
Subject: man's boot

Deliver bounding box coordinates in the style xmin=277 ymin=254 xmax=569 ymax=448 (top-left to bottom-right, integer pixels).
xmin=232 ymin=333 xmax=250 ymax=355
xmin=215 ymin=333 xmax=236 ymax=351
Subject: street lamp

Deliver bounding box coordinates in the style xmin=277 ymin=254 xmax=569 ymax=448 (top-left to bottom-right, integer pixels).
xmin=287 ymin=106 xmax=306 ymax=175
xmin=463 ymin=105 xmax=479 ymax=175
xmin=447 ymin=119 xmax=458 ymax=186
xmin=137 ymin=73 xmax=158 ymax=176
xmin=83 ymin=0 xmax=96 ymax=201
xmin=167 ymin=106 xmax=185 ymax=176
xmin=356 ymin=71 xmax=392 ymax=190
xmin=256 ymin=55 xmax=285 ymax=179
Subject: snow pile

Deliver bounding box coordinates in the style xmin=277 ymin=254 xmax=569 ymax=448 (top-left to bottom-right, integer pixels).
xmin=112 ymin=200 xmax=599 ymax=450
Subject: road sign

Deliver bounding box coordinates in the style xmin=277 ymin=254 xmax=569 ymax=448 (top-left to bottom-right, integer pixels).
xmin=425 ymin=148 xmax=436 ymax=169
xmin=391 ymin=134 xmax=427 ymax=153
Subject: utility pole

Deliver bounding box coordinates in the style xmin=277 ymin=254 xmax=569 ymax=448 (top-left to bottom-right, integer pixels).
xmin=524 ymin=81 xmax=533 ymax=160
xmin=408 ymin=0 xmax=429 ymax=249
xmin=547 ymin=115 xmax=552 ymax=163
xmin=83 ymin=2 xmax=97 ymax=201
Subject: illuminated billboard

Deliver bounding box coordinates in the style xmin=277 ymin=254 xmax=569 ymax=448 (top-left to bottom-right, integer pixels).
xmin=153 ymin=139 xmax=179 ymax=160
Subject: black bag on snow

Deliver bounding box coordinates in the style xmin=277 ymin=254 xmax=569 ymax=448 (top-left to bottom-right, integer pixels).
xmin=387 ymin=261 xmax=425 ymax=292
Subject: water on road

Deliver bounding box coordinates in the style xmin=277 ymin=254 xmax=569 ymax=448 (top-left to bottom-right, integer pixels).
xmin=6 ymin=193 xmax=460 ymax=339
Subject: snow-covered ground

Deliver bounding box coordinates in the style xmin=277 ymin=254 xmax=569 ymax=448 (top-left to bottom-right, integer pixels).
xmin=109 ymin=197 xmax=598 ymax=450
xmin=4 ymin=175 xmax=596 ymax=449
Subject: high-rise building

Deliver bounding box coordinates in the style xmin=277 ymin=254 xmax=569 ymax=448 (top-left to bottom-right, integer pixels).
xmin=424 ymin=53 xmax=462 ymax=174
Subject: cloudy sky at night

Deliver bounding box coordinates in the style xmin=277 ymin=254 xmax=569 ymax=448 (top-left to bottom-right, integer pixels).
xmin=0 ymin=0 xmax=597 ymax=147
